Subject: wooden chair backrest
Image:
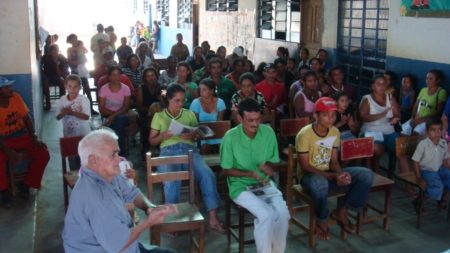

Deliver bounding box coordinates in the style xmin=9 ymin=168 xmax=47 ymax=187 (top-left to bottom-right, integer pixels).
xmin=279 ymin=117 xmax=310 ymax=138
xmin=196 ymin=120 xmax=231 ymax=140
xmin=395 ymin=135 xmax=421 ymax=158
xmin=261 ymin=109 xmax=276 ymax=130
xmin=59 ymin=136 xmax=83 ymax=173
xmin=153 ymin=58 xmax=169 ymax=71
xmin=146 ymin=150 xmax=195 ymax=202
xmin=340 ymin=137 xmax=374 ymax=161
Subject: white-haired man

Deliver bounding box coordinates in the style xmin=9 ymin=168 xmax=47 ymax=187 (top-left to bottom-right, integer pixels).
xmin=62 ymin=129 xmax=177 ymax=253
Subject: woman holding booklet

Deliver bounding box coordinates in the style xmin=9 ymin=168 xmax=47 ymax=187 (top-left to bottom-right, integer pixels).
xmin=149 ymin=83 xmax=226 ymax=233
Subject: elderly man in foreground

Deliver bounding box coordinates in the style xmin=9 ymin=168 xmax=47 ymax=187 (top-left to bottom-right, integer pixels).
xmin=62 ymin=129 xmax=177 ymax=253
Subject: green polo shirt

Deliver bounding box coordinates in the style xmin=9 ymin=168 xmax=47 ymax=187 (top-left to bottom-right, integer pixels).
xmin=150 ymin=108 xmax=198 ymax=148
xmin=205 ymin=76 xmax=236 ymax=110
xmin=220 ymin=124 xmax=280 ymax=199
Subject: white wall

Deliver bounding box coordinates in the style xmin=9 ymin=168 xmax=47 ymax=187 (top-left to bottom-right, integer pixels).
xmin=387 ymin=0 xmax=450 ymax=64
xmin=0 ymin=0 xmax=32 ymax=74
xmin=321 ymin=0 xmax=338 ymax=49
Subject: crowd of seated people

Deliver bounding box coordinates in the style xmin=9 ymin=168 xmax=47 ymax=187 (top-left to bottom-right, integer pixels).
xmin=33 ymin=25 xmax=450 ymax=252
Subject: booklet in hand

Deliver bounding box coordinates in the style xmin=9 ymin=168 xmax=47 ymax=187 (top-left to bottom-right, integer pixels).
xmin=168 ymin=119 xmax=215 ymax=138
xmin=246 ymin=181 xmax=281 ymax=198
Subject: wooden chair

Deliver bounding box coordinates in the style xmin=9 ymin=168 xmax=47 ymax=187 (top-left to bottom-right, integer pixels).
xmin=146 ymin=150 xmax=205 ymax=253
xmin=60 ymin=136 xmax=83 ymax=211
xmin=341 ymin=138 xmax=394 ymax=235
xmin=287 ymin=144 xmax=347 ymax=248
xmin=394 ymin=135 xmax=425 ymax=228
xmin=278 ymin=117 xmax=309 ymax=197
xmin=7 ymin=151 xmax=30 ymax=197
xmin=225 ymin=191 xmax=255 ymax=253
xmin=261 ymin=109 xmax=276 ymax=130
xmin=288 ymin=137 xmax=394 ymax=247
xmin=197 ymin=120 xmax=231 ymax=169
xmin=279 ymin=117 xmax=310 ymax=156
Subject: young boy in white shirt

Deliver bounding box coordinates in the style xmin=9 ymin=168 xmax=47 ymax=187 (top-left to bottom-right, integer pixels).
xmin=412 ymin=117 xmax=450 ymax=208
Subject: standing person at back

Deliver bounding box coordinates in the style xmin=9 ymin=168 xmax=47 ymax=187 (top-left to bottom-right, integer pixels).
xmin=56 ymin=75 xmax=91 ymax=170
xmin=170 ymin=33 xmax=189 ymax=62
xmin=117 ymin=37 xmax=133 ymax=67
xmin=220 ymin=98 xmax=290 ymax=253
xmin=90 ymin=24 xmax=110 ymax=69
xmin=151 ymin=20 xmax=160 ymax=53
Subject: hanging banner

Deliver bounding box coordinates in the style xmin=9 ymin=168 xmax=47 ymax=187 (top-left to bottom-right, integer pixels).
xmin=401 ymin=0 xmax=450 ymax=17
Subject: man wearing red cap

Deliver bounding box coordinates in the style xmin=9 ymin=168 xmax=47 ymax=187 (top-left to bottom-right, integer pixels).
xmin=295 ymin=97 xmax=373 ymax=240
xmin=0 ymin=76 xmax=50 ymax=207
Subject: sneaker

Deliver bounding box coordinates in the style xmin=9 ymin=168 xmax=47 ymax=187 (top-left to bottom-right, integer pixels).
xmin=1 ymin=190 xmax=12 ymax=208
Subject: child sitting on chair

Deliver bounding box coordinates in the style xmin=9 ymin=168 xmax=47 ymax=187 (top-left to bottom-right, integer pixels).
xmin=412 ymin=117 xmax=450 ymax=209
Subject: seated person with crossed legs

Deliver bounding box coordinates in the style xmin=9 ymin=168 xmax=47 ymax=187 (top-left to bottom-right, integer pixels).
xmin=220 ymin=98 xmax=290 ymax=253
xmin=296 ymin=97 xmax=374 ymax=240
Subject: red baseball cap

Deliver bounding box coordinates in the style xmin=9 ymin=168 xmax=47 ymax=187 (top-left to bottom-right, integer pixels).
xmin=315 ymin=97 xmax=337 ymax=112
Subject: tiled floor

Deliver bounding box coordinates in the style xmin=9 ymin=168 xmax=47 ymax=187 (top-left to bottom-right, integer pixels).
xmin=1 ymin=104 xmax=450 ymax=253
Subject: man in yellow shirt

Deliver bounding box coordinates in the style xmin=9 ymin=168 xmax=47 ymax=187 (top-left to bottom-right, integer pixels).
xmin=295 ymin=97 xmax=373 ymax=240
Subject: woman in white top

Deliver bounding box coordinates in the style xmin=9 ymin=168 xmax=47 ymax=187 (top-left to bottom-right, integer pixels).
xmin=359 ymin=75 xmax=409 ymax=175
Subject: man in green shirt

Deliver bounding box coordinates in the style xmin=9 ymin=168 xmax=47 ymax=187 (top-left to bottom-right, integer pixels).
xmin=204 ymin=58 xmax=236 ymax=119
xmin=220 ymin=98 xmax=290 ymax=253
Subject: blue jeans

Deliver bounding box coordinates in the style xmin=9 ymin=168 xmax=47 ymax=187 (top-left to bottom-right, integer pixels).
xmin=421 ymin=167 xmax=450 ymax=200
xmin=109 ymin=114 xmax=129 ymax=156
xmin=158 ymin=143 xmax=220 ymax=211
xmin=300 ymin=166 xmax=374 ymax=222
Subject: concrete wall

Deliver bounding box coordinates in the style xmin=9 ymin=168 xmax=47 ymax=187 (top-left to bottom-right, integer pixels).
xmin=198 ymin=0 xmax=305 ymax=66
xmin=0 ymin=0 xmax=42 ymax=134
xmin=386 ymin=0 xmax=450 ymax=88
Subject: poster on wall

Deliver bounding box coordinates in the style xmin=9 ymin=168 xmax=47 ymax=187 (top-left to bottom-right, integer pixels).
xmin=401 ymin=0 xmax=450 ymax=17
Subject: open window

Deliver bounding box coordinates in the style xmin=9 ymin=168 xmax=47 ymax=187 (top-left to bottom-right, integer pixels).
xmin=258 ymin=0 xmax=300 ymax=42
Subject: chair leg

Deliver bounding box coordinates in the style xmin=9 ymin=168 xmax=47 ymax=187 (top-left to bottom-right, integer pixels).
xmin=198 ymin=223 xmax=205 ymax=253
xmin=309 ymin=206 xmax=316 ymax=248
xmin=150 ymin=227 xmax=161 ymax=245
xmin=383 ymin=187 xmax=392 ymax=230
xmin=238 ymin=208 xmax=245 ymax=253
xmin=63 ymin=181 xmax=69 ymax=211
xmin=417 ymin=190 xmax=424 ymax=229
xmin=225 ymin=197 xmax=231 ymax=244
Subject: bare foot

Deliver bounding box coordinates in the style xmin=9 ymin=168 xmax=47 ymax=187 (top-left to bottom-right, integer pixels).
xmin=330 ymin=208 xmax=356 ymax=234
xmin=315 ymin=222 xmax=330 ymax=240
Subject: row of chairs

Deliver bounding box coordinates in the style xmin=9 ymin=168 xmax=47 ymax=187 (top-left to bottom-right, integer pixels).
xmin=58 ymin=118 xmax=445 ymax=252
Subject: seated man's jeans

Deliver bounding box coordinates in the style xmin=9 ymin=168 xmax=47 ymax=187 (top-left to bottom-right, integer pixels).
xmin=421 ymin=167 xmax=450 ymax=201
xmin=300 ymin=166 xmax=374 ymax=223
xmin=158 ymin=142 xmax=220 ymax=211
xmin=108 ymin=114 xmax=129 ymax=156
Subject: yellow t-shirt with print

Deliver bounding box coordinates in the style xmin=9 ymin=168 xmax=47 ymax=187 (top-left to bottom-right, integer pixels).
xmin=295 ymin=124 xmax=340 ymax=178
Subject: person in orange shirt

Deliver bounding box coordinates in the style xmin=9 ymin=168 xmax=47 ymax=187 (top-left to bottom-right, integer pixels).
xmin=0 ymin=77 xmax=50 ymax=207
